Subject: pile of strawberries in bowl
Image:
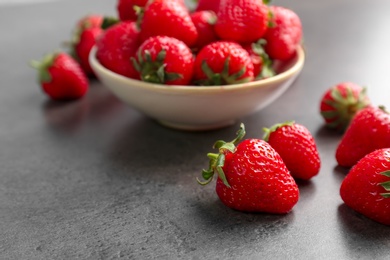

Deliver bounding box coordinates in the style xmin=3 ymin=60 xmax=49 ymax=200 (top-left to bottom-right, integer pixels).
xmin=32 ymin=0 xmax=305 ymax=130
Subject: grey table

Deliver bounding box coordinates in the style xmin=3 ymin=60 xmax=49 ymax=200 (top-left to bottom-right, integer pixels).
xmin=1 ymin=0 xmax=389 ymax=259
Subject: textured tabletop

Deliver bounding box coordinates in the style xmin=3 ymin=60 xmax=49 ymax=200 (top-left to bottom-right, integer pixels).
xmin=1 ymin=0 xmax=389 ymax=259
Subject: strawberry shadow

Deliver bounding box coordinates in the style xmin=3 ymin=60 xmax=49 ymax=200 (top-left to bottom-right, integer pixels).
xmin=42 ymin=98 xmax=90 ymax=135
xmin=333 ymin=165 xmax=350 ymax=183
xmin=337 ymin=204 xmax=390 ymax=255
xmin=191 ymin=191 xmax=296 ymax=239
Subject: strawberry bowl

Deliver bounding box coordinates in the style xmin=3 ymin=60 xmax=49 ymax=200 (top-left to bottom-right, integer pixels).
xmin=89 ymin=46 xmax=305 ymax=131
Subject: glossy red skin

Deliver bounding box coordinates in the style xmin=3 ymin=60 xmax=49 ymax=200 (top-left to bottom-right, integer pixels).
xmin=267 ymin=123 xmax=321 ymax=180
xmin=117 ymin=0 xmax=149 ymax=21
xmin=96 ymin=21 xmax=140 ymax=79
xmin=216 ymin=139 xmax=299 ymax=213
xmin=340 ymin=148 xmax=390 ymax=225
xmin=136 ymin=36 xmax=194 ymax=85
xmin=215 ymin=0 xmax=269 ymax=43
xmin=42 ymin=53 xmax=88 ymax=100
xmin=243 ymin=43 xmax=263 ymax=78
xmin=139 ymin=0 xmax=198 ymax=47
xmin=75 ymin=27 xmax=103 ymax=76
xmin=190 ymin=11 xmax=219 ymax=51
xmin=195 ymin=0 xmax=221 ymax=13
xmin=193 ymin=41 xmax=254 ymax=83
xmin=336 ymin=106 xmax=390 ymax=167
xmin=320 ymin=82 xmax=369 ymax=130
xmin=264 ymin=6 xmax=302 ymax=60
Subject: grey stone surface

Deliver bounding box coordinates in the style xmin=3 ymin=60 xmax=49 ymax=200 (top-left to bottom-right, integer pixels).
xmin=1 ymin=0 xmax=390 ymax=259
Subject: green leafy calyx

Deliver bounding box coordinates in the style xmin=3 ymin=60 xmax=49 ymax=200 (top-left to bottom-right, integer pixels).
xmin=131 ymin=49 xmax=182 ymax=84
xmin=30 ymin=52 xmax=58 ymax=83
xmin=379 ymin=170 xmax=390 ymax=198
xmin=197 ymin=56 xmax=251 ymax=86
xmin=321 ymin=85 xmax=370 ymax=131
xmin=197 ymin=123 xmax=246 ymax=188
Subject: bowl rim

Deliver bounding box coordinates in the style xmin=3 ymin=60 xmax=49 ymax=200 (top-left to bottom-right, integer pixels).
xmin=89 ymin=45 xmax=305 ymax=94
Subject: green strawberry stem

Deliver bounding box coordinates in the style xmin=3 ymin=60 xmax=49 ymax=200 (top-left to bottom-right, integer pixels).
xmin=322 ymin=86 xmax=369 ymax=130
xmin=131 ymin=49 xmax=182 ymax=84
xmin=263 ymin=120 xmax=294 ymax=141
xmin=198 ymin=57 xmax=251 ymax=86
xmin=30 ymin=52 xmax=57 ymax=83
xmin=380 ymin=170 xmax=390 ymax=198
xmin=251 ymin=39 xmax=275 ymax=79
xmin=197 ymin=123 xmax=246 ymax=188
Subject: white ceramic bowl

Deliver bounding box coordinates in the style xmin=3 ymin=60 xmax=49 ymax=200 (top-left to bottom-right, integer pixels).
xmin=89 ymin=46 xmax=305 ymax=131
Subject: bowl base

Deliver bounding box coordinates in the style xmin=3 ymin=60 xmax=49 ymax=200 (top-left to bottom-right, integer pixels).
xmin=158 ymin=119 xmax=236 ymax=131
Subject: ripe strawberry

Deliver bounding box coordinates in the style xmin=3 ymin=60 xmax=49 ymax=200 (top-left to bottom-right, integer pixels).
xmin=320 ymin=82 xmax=370 ymax=131
xmin=72 ymin=27 xmax=103 ymax=76
xmin=198 ymin=123 xmax=299 ymax=213
xmin=193 ymin=41 xmax=254 ymax=85
xmin=69 ymin=14 xmax=105 ymax=76
xmin=340 ymin=148 xmax=390 ymax=225
xmin=190 ymin=10 xmax=219 ymax=51
xmin=263 ymin=121 xmax=321 ymax=180
xmin=195 ymin=0 xmax=221 ymax=13
xmin=132 ymin=36 xmax=194 ymax=85
xmin=214 ymin=0 xmax=269 ymax=44
xmin=30 ymin=52 xmax=89 ymax=100
xmin=336 ymin=105 xmax=390 ymax=167
xmin=117 ymin=0 xmax=148 ymax=21
xmin=75 ymin=14 xmax=104 ymax=33
xmin=264 ymin=6 xmax=302 ymax=60
xmin=96 ymin=21 xmax=140 ymax=79
xmin=139 ymin=0 xmax=198 ymax=47
xmin=243 ymin=39 xmax=275 ymax=79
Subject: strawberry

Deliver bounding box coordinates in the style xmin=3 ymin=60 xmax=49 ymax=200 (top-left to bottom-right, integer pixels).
xmin=198 ymin=123 xmax=299 ymax=213
xmin=75 ymin=14 xmax=104 ymax=33
xmin=263 ymin=121 xmax=321 ymax=180
xmin=320 ymin=82 xmax=370 ymax=131
xmin=190 ymin=10 xmax=219 ymax=51
xmin=264 ymin=6 xmax=302 ymax=60
xmin=193 ymin=41 xmax=254 ymax=85
xmin=214 ymin=0 xmax=269 ymax=44
xmin=132 ymin=36 xmax=194 ymax=85
xmin=139 ymin=0 xmax=198 ymax=47
xmin=336 ymin=105 xmax=390 ymax=167
xmin=340 ymin=148 xmax=390 ymax=225
xmin=72 ymin=27 xmax=103 ymax=76
xmin=195 ymin=0 xmax=221 ymax=13
xmin=117 ymin=0 xmax=148 ymax=21
xmin=96 ymin=21 xmax=140 ymax=79
xmin=30 ymin=52 xmax=89 ymax=100
xmin=69 ymin=14 xmax=105 ymax=76
xmin=243 ymin=39 xmax=275 ymax=79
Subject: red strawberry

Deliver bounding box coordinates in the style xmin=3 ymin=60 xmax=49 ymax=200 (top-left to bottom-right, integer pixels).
xmin=117 ymin=0 xmax=148 ymax=21
xmin=214 ymin=0 xmax=269 ymax=44
xmin=198 ymin=123 xmax=299 ymax=213
xmin=132 ymin=36 xmax=194 ymax=85
xmin=193 ymin=41 xmax=254 ymax=85
xmin=96 ymin=21 xmax=140 ymax=79
xmin=243 ymin=39 xmax=275 ymax=79
xmin=320 ymin=82 xmax=370 ymax=131
xmin=69 ymin=14 xmax=105 ymax=76
xmin=73 ymin=27 xmax=103 ymax=76
xmin=139 ymin=0 xmax=198 ymax=47
xmin=336 ymin=105 xmax=390 ymax=167
xmin=31 ymin=52 xmax=89 ymax=100
xmin=195 ymin=0 xmax=221 ymax=13
xmin=264 ymin=6 xmax=302 ymax=60
xmin=190 ymin=10 xmax=219 ymax=51
xmin=340 ymin=148 xmax=390 ymax=225
xmin=75 ymin=14 xmax=104 ymax=32
xmin=263 ymin=121 xmax=321 ymax=180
